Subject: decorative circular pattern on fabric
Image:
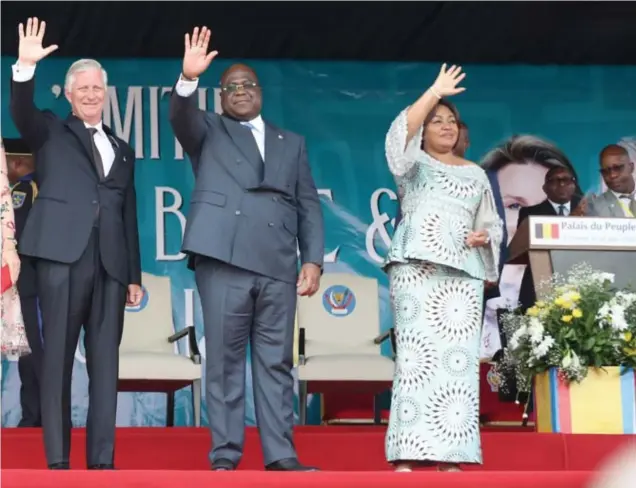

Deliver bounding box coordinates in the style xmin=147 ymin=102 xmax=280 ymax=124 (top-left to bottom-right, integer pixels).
xmin=424 ymin=278 xmax=481 ymax=343
xmin=426 ymin=381 xmax=479 ymax=447
xmin=394 ymin=328 xmax=438 ymax=392
xmin=442 ymin=345 xmax=472 ymax=377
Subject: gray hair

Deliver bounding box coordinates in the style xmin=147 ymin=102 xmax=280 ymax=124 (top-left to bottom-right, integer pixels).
xmin=64 ymin=59 xmax=108 ymax=92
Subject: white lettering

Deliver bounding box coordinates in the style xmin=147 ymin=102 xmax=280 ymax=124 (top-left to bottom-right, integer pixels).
xmin=148 ymin=86 xmax=161 ymax=160
xmin=365 ymin=187 xmax=397 ymax=263
xmin=103 ymin=86 xmax=144 ymax=158
xmin=155 ymin=186 xmax=187 ymax=261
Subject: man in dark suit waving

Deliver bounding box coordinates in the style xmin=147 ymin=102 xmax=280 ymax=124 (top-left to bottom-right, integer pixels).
xmin=516 ymin=166 xmax=580 ymax=311
xmin=169 ymin=27 xmax=324 ymax=472
xmin=10 ymin=18 xmax=142 ymax=470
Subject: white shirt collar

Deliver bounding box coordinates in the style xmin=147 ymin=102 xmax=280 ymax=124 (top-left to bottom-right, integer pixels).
xmin=547 ymin=199 xmax=571 ymax=211
xmin=241 ymin=115 xmax=264 ymax=133
xmin=83 ymin=120 xmax=104 ymax=133
xmin=612 ymin=189 xmax=634 ymax=200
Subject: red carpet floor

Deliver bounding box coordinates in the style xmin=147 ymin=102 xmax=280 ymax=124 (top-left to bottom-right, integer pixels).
xmin=1 ymin=426 xmax=632 ymax=487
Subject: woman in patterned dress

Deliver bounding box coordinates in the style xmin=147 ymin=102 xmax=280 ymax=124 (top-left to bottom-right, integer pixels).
xmin=1 ymin=139 xmax=31 ymax=358
xmin=383 ymin=65 xmax=503 ymax=472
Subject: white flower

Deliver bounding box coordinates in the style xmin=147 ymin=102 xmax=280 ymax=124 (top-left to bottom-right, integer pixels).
xmin=527 ymin=318 xmax=544 ymax=345
xmin=532 ymin=335 xmax=554 ymax=359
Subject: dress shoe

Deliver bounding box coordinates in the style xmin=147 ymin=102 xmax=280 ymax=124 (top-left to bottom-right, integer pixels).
xmin=88 ymin=464 xmax=115 ymax=470
xmin=211 ymin=458 xmax=236 ymax=471
xmin=48 ymin=463 xmax=69 ymax=470
xmin=265 ymin=458 xmax=318 ymax=471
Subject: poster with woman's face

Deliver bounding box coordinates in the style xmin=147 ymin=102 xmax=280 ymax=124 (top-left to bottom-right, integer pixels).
xmin=480 ymin=135 xmax=582 ymax=309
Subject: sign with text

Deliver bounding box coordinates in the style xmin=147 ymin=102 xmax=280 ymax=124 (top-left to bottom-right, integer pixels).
xmin=530 ymin=216 xmax=636 ymax=249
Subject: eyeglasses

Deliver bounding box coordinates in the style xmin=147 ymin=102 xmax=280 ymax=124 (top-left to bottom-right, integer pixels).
xmin=221 ymin=81 xmax=259 ymax=93
xmin=600 ymin=164 xmax=626 ymax=176
xmin=546 ymin=176 xmax=576 ymax=186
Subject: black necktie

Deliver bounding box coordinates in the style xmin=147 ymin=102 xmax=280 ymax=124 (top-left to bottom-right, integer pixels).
xmin=558 ymin=204 xmax=566 ymax=216
xmin=88 ymin=128 xmax=105 ymax=180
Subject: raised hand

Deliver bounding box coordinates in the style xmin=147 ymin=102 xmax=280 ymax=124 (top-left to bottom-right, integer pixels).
xmin=431 ymin=64 xmax=466 ymax=98
xmin=182 ymin=26 xmax=218 ymax=80
xmin=18 ymin=17 xmax=58 ymax=66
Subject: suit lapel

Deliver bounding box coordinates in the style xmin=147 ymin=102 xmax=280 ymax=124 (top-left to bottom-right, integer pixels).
xmin=102 ymin=125 xmax=125 ymax=181
xmin=262 ymin=123 xmax=286 ymax=185
xmin=541 ymin=200 xmax=557 ymax=215
xmin=604 ymin=192 xmax=625 ymax=218
xmin=220 ymin=116 xmax=263 ymax=182
xmin=64 ymin=114 xmax=99 ymax=177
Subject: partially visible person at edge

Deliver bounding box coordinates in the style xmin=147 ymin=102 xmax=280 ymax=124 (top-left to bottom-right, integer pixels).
xmin=169 ymin=27 xmax=324 ymax=472
xmin=394 ymin=120 xmax=468 ymax=227
xmin=580 ymin=145 xmax=635 ymax=218
xmin=383 ymin=64 xmax=503 ymax=473
xmin=10 ymin=18 xmax=142 ymax=470
xmin=1 ymin=140 xmax=31 ymax=359
xmin=5 ymin=138 xmax=43 ymax=427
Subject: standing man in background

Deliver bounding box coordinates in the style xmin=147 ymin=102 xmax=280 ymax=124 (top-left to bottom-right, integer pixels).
xmin=10 ymin=18 xmax=142 ymax=470
xmin=170 ymin=26 xmax=324 ymax=472
xmin=4 ymin=138 xmax=42 ymax=428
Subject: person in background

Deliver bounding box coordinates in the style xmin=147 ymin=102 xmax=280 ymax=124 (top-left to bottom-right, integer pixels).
xmin=384 ymin=64 xmax=503 ymax=473
xmin=516 ymin=166 xmax=580 ymax=312
xmin=5 ymin=138 xmax=42 ymax=427
xmin=583 ymin=145 xmax=635 ymax=218
xmin=394 ymin=121 xmax=469 ymax=227
xmin=10 ymin=18 xmax=142 ymax=469
xmin=1 ymin=140 xmax=30 ymax=359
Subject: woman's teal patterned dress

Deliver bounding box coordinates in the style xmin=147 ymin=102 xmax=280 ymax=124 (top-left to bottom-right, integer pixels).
xmin=384 ymin=108 xmax=503 ymax=465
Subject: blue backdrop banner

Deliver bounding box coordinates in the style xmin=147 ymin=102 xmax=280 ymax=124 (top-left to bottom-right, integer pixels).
xmin=2 ymin=58 xmax=635 ymax=427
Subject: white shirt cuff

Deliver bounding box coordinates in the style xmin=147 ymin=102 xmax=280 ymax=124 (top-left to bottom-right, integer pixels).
xmin=12 ymin=62 xmax=36 ymax=82
xmin=174 ymin=75 xmax=199 ymax=97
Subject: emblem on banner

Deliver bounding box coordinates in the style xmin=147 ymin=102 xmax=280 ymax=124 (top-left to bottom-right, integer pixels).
xmin=486 ymin=365 xmax=502 ymax=392
xmin=322 ymin=285 xmax=356 ymax=317
xmin=125 ymin=285 xmax=149 ymax=312
xmin=12 ymin=191 xmax=26 ymax=209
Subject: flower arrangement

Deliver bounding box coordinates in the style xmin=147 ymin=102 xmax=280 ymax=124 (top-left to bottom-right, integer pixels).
xmin=498 ymin=263 xmax=636 ymax=393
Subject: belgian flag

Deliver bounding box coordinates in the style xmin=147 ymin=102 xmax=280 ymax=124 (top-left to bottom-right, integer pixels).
xmin=535 ymin=222 xmax=560 ymax=239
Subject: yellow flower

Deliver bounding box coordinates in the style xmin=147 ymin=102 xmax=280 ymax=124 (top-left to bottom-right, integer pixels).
xmin=572 ymin=309 xmax=583 ymax=319
xmin=554 ymin=297 xmax=565 ymax=306
xmin=562 ymin=315 xmax=573 ymax=323
xmin=624 ymin=332 xmax=633 ymax=342
xmin=526 ymin=306 xmax=540 ymax=317
xmin=623 ymin=347 xmax=636 ymax=357
xmin=568 ymin=292 xmax=581 ymax=302
xmin=536 ymin=301 xmax=546 ymax=308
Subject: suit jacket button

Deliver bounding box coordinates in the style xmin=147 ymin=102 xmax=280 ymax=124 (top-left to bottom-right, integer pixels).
xmin=268 ymin=222 xmax=274 ymax=227
xmin=92 ymin=200 xmax=98 ymax=204
xmin=235 ymin=210 xmax=241 ymax=215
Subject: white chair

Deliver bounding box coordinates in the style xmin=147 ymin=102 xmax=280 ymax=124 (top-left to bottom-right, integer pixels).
xmin=296 ymin=273 xmax=395 ymax=424
xmin=118 ymin=272 xmax=202 ymax=426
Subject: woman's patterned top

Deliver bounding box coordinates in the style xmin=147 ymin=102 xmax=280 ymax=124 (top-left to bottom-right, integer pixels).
xmin=384 ymin=108 xmax=503 ymax=282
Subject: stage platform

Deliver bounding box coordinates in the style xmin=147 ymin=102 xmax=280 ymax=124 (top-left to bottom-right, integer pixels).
xmin=1 ymin=426 xmax=632 ymax=487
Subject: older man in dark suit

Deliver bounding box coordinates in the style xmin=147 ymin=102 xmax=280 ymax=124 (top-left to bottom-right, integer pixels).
xmin=10 ymin=18 xmax=142 ymax=470
xmin=169 ymin=27 xmax=324 ymax=472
